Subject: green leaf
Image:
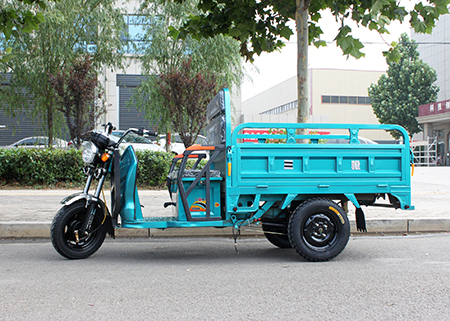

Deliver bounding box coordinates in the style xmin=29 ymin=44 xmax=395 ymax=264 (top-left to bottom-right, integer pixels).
xmin=4 ymin=27 xmax=12 ymax=40
xmin=368 ymin=21 xmax=378 ymax=31
xmin=433 ymin=0 xmax=450 ymax=14
xmin=36 ymin=12 xmax=45 ymax=23
xmin=279 ymin=25 xmax=293 ymax=40
xmin=383 ymin=47 xmax=401 ymax=63
xmin=313 ymin=40 xmax=327 ymax=48
xmin=378 ymin=15 xmax=391 ymax=27
xmin=412 ymin=20 xmax=428 ymax=34
xmin=168 ymin=26 xmax=180 ymax=39
xmin=371 ymin=0 xmax=391 ymax=13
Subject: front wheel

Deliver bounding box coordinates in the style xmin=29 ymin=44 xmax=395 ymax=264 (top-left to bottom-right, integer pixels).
xmin=51 ymin=201 xmax=107 ymax=259
xmin=288 ymin=198 xmax=350 ymax=262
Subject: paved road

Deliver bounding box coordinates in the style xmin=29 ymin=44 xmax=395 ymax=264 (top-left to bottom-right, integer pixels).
xmin=1 ymin=234 xmax=450 ymax=320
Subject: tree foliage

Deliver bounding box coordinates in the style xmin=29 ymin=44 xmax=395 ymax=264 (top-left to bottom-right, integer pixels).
xmin=48 ymin=55 xmax=105 ymax=149
xmin=0 ymin=0 xmax=47 ymax=38
xmin=176 ymin=0 xmax=449 ymax=62
xmin=0 ymin=0 xmax=126 ymax=146
xmin=0 ymin=0 xmax=48 ymax=62
xmin=132 ymin=0 xmax=244 ymax=146
xmin=368 ymin=33 xmax=439 ymax=139
xmin=157 ymin=58 xmax=218 ymax=147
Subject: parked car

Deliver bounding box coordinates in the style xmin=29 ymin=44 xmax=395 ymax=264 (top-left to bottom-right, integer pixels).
xmin=3 ymin=136 xmax=69 ymax=149
xmin=158 ymin=133 xmax=208 ymax=155
xmin=110 ymin=131 xmax=165 ymax=152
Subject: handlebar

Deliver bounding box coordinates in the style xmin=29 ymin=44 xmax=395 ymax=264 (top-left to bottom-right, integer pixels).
xmin=102 ymin=122 xmax=116 ymax=135
xmin=128 ymin=127 xmax=156 ymax=137
xmin=113 ymin=126 xmax=157 ymax=148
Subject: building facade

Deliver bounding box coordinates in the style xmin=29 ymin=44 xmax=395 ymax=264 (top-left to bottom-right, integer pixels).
xmin=412 ymin=15 xmax=450 ymax=102
xmin=416 ymin=99 xmax=450 ymax=164
xmin=241 ymin=68 xmax=393 ymax=142
xmin=412 ymin=15 xmax=450 ymax=163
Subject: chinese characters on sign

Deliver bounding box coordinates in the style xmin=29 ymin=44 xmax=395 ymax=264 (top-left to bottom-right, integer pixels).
xmin=420 ymin=99 xmax=450 ymax=117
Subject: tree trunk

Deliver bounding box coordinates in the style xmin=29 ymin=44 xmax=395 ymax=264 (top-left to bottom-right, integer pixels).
xmin=296 ymin=0 xmax=309 ymax=125
xmin=47 ymin=101 xmax=54 ymax=148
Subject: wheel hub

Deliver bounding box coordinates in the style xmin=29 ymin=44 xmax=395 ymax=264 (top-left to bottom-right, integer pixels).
xmin=67 ymin=220 xmax=83 ymax=245
xmin=303 ymin=214 xmax=336 ymax=247
xmin=312 ymin=221 xmax=328 ymax=238
xmin=66 ymin=217 xmax=92 ymax=245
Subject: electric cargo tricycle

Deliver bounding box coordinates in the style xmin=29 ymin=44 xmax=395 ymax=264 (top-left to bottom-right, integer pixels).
xmin=51 ymin=88 xmax=414 ymax=261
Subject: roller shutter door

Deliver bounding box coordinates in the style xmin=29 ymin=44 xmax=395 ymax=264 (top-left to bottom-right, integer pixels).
xmin=0 ymin=74 xmax=45 ymax=146
xmin=117 ymin=74 xmax=157 ymax=132
xmin=0 ymin=110 xmax=44 ymax=146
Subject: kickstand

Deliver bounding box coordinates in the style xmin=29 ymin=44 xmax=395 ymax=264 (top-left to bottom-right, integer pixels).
xmin=232 ymin=224 xmax=241 ymax=254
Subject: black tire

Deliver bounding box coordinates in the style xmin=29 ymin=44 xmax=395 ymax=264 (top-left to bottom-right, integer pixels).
xmin=51 ymin=201 xmax=107 ymax=259
xmin=288 ymin=198 xmax=350 ymax=262
xmin=262 ymin=224 xmax=292 ymax=249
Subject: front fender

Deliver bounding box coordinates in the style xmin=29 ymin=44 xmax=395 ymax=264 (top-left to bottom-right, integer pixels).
xmin=60 ymin=192 xmax=115 ymax=238
xmin=61 ymin=192 xmax=107 ymax=212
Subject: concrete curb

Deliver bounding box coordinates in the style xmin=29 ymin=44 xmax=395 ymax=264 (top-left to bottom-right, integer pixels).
xmin=1 ymin=218 xmax=450 ymax=239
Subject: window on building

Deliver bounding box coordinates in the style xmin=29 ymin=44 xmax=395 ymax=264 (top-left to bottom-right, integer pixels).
xmin=339 ymin=96 xmax=348 ymax=104
xmin=260 ymin=101 xmax=298 ymax=115
xmin=121 ymin=15 xmax=151 ymax=54
xmin=322 ymin=95 xmax=372 ymax=105
xmin=71 ymin=22 xmax=98 ymax=53
xmin=348 ymin=96 xmax=357 ymax=104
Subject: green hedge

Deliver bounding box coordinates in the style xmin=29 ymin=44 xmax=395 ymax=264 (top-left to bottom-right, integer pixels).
xmin=0 ymin=148 xmax=175 ymax=188
xmin=135 ymin=150 xmax=173 ymax=187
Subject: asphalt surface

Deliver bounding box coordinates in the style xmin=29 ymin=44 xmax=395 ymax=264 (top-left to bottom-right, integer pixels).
xmin=1 ymin=167 xmax=450 ymax=238
xmin=1 ymin=235 xmax=450 ymax=320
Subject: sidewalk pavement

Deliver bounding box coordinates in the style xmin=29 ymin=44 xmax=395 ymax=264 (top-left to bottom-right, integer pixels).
xmin=1 ymin=167 xmax=450 ymax=238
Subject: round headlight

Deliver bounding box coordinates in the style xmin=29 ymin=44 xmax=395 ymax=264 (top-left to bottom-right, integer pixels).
xmin=82 ymin=141 xmax=99 ymax=164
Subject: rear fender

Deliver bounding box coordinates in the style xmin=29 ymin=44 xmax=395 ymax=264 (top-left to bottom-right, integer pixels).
xmin=61 ymin=192 xmax=115 ymax=238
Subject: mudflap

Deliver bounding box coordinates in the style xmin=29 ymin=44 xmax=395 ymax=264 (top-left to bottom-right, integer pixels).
xmin=104 ymin=214 xmax=115 ymax=239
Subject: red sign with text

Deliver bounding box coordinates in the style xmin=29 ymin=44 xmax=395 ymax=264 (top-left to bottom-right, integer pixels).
xmin=419 ymin=99 xmax=450 ymax=117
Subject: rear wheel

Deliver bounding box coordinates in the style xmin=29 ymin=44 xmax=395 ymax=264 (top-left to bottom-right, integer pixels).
xmin=262 ymin=224 xmax=292 ymax=248
xmin=51 ymin=201 xmax=107 ymax=259
xmin=288 ymin=198 xmax=350 ymax=261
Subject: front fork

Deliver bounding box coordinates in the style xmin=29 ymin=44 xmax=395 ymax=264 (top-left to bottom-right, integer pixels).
xmin=79 ymin=166 xmax=109 ymax=239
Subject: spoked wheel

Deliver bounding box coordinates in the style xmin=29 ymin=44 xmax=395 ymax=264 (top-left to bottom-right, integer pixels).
xmin=262 ymin=224 xmax=292 ymax=249
xmin=51 ymin=201 xmax=107 ymax=259
xmin=288 ymin=198 xmax=350 ymax=261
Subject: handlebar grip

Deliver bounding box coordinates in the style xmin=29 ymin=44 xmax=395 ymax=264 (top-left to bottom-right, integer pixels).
xmin=129 ymin=127 xmax=156 ymax=137
xmin=144 ymin=129 xmax=156 ymax=136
